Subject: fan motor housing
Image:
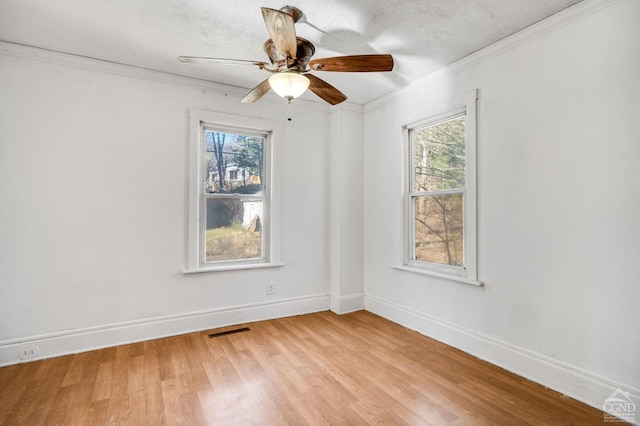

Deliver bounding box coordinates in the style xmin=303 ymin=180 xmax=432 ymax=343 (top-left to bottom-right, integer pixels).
xmin=263 ymin=37 xmax=315 ymax=72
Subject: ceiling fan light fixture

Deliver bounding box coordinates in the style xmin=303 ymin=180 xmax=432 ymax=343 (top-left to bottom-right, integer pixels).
xmin=268 ymin=72 xmax=310 ymax=102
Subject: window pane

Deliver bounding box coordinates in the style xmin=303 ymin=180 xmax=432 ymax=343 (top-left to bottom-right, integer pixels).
xmin=413 ymin=116 xmax=465 ymax=192
xmin=414 ymin=194 xmax=463 ymax=266
xmin=204 ymin=131 xmax=264 ymax=195
xmin=205 ymin=198 xmax=263 ymax=262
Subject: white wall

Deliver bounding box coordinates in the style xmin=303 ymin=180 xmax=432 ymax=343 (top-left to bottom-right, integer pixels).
xmin=0 ymin=45 xmax=334 ymax=364
xmin=363 ymin=0 xmax=639 ymax=411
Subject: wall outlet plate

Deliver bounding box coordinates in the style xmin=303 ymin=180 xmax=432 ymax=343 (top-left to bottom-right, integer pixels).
xmin=19 ymin=344 xmax=39 ymax=360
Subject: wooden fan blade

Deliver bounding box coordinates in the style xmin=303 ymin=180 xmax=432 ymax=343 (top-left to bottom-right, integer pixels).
xmin=178 ymin=56 xmax=269 ymax=68
xmin=309 ymin=54 xmax=394 ymax=72
xmin=306 ymin=74 xmax=347 ymax=105
xmin=240 ymin=78 xmax=272 ymax=103
xmin=261 ymin=7 xmax=297 ymax=59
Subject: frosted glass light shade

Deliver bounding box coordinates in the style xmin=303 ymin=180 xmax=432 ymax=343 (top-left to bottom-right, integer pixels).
xmin=268 ymin=72 xmax=310 ymax=100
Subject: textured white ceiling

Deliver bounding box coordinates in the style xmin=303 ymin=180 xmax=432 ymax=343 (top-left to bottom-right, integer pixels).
xmin=0 ymin=0 xmax=582 ymax=105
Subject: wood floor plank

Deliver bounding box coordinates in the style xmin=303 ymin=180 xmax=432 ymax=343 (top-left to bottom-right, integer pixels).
xmin=0 ymin=364 xmax=34 ymax=423
xmin=141 ymin=341 xmax=165 ymax=425
xmin=127 ymin=355 xmax=146 ymax=394
xmin=2 ymin=355 xmax=74 ymax=425
xmin=0 ymin=311 xmax=607 ymax=425
xmin=91 ymin=361 xmax=114 ymax=402
xmin=84 ymin=399 xmax=110 ymax=426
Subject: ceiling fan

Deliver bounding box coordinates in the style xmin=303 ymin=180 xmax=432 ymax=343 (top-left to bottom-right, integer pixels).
xmin=178 ymin=5 xmax=394 ymax=105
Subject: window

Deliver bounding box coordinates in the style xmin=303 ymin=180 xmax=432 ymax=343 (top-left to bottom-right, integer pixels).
xmin=186 ymin=110 xmax=282 ymax=272
xmin=203 ymin=128 xmax=266 ymax=263
xmin=404 ymin=90 xmax=478 ymax=282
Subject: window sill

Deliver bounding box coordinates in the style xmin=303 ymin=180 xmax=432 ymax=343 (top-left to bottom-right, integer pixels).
xmin=390 ymin=264 xmax=484 ymax=287
xmin=183 ymin=262 xmax=285 ymax=274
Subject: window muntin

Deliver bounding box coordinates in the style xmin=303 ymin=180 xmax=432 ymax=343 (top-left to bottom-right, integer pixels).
xmin=201 ymin=128 xmax=268 ymax=265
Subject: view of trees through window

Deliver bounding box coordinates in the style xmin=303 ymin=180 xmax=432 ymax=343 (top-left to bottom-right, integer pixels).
xmin=203 ymin=130 xmax=265 ymax=263
xmin=412 ymin=115 xmax=466 ymax=267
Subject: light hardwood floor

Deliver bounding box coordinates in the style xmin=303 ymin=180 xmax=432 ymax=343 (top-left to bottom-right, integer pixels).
xmin=0 ymin=311 xmax=606 ymax=425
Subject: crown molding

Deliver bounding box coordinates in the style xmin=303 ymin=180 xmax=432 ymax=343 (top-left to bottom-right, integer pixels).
xmin=331 ymin=102 xmax=364 ymax=114
xmin=0 ymin=40 xmax=247 ymax=94
xmin=0 ymin=40 xmax=333 ymax=113
xmin=365 ymin=0 xmax=620 ymax=112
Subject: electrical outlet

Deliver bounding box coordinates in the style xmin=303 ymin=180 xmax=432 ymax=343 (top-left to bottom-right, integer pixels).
xmin=19 ymin=344 xmax=39 ymax=360
xmin=267 ymin=282 xmax=276 ymax=295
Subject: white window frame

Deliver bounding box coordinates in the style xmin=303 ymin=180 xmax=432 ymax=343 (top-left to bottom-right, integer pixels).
xmin=184 ymin=109 xmax=283 ymax=273
xmin=399 ymin=89 xmax=481 ymax=285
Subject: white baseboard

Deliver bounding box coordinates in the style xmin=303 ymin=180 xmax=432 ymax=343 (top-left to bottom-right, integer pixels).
xmin=330 ymin=293 xmax=365 ymax=314
xmin=365 ymin=294 xmax=640 ymax=421
xmin=0 ymin=294 xmax=330 ymax=367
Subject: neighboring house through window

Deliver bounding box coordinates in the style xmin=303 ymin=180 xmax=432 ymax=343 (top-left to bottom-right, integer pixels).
xmin=186 ymin=109 xmax=282 ymax=272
